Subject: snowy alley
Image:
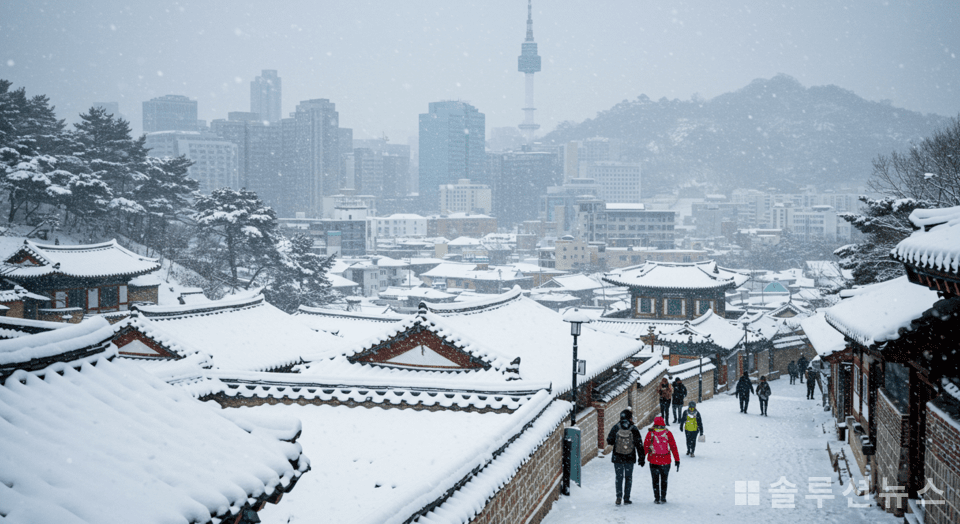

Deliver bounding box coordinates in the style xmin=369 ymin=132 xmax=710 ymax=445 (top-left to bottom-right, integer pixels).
xmin=541 ymin=379 xmax=900 ymax=524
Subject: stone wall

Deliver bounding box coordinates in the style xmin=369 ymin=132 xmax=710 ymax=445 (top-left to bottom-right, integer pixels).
xmin=470 ymin=420 xmax=563 ymax=524
xmin=923 ymin=402 xmax=960 ymax=524
xmin=595 ymin=389 xmax=630 ymax=453
xmin=635 ymin=370 xmax=669 ymax=428
xmin=874 ymin=389 xmax=909 ymax=516
xmin=129 ymin=285 xmax=159 ymax=305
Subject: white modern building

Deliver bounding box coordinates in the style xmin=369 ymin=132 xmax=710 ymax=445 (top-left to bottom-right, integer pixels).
xmin=144 ymin=131 xmax=239 ymax=193
xmin=587 ymin=162 xmax=641 ymax=204
xmin=439 ymin=179 xmax=492 ymax=215
xmin=365 ymin=214 xmax=428 ymax=251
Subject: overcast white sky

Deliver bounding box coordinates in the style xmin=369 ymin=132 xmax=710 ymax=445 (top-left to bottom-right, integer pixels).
xmin=2 ymin=0 xmax=958 ymax=142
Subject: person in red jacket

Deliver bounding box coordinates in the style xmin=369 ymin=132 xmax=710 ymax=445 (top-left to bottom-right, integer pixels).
xmin=643 ymin=416 xmax=681 ymax=504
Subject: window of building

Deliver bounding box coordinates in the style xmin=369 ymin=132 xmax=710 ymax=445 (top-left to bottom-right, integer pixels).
xmin=101 ymin=286 xmax=119 ymax=309
xmin=638 ymin=297 xmax=655 ymax=314
xmin=696 ymin=300 xmax=713 ymax=315
xmin=664 ymin=298 xmax=684 ymax=316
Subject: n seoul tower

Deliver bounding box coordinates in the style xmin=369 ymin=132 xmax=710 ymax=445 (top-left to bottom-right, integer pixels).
xmin=517 ymin=0 xmax=541 ymax=145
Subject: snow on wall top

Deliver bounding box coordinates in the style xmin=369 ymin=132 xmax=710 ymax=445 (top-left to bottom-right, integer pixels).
xmin=603 ymin=260 xmax=749 ymax=291
xmin=893 ymin=205 xmax=960 ymax=274
xmin=0 ymin=239 xmax=160 ymax=280
xmin=253 ymin=391 xmax=565 ymax=524
xmin=824 ymin=276 xmax=939 ymax=348
xmin=129 ymin=292 xmax=342 ymax=372
xmin=800 ymin=312 xmax=847 ymax=358
xmin=0 ymin=354 xmax=308 ymax=524
xmin=0 ymin=317 xmax=114 ymax=372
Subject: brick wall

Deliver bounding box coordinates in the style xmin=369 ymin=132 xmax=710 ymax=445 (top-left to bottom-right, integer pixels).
xmin=923 ymin=402 xmax=960 ymax=524
xmin=570 ymin=408 xmax=599 ymax=466
xmin=470 ymin=420 xmax=563 ymax=524
xmin=129 ymin=285 xmax=159 ymax=305
xmin=772 ymin=346 xmax=816 ymax=377
xmin=674 ymin=371 xmax=714 ymax=405
xmin=595 ymin=389 xmax=630 ymax=453
xmin=874 ymin=390 xmax=909 ymax=516
xmin=635 ymin=370 xmax=669 ymax=428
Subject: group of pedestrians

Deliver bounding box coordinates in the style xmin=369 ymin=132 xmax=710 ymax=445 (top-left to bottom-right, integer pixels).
xmin=735 ymin=354 xmax=823 ymax=417
xmin=608 ymin=377 xmax=702 ymax=505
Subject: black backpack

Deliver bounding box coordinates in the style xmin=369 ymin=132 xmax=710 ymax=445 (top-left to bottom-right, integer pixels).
xmin=615 ymin=426 xmax=634 ymax=455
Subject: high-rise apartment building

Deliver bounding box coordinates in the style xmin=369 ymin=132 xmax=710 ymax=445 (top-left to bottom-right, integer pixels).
xmin=250 ymin=70 xmax=282 ymax=123
xmin=418 ymin=101 xmax=485 ymax=214
xmin=279 ymin=99 xmax=342 ymax=218
xmin=210 ymin=112 xmax=282 ymax=210
xmin=353 ymin=148 xmax=383 ymax=196
xmin=142 ymin=95 xmax=198 ymax=133
xmin=587 ymin=161 xmax=641 ymax=204
xmin=492 ymin=150 xmax=561 ymax=227
xmin=144 ymin=131 xmax=239 ymax=194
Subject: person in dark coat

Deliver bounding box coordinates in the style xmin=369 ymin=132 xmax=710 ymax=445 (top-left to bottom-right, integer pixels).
xmin=658 ymin=377 xmax=673 ymax=425
xmin=671 ymin=377 xmax=687 ymax=424
xmin=757 ymin=375 xmax=772 ymax=416
xmin=606 ymin=409 xmax=644 ymax=505
xmin=797 ymin=355 xmax=809 ymax=383
xmin=643 ymin=416 xmax=681 ymax=504
xmin=787 ymin=361 xmax=798 ymax=385
xmin=736 ymin=373 xmax=754 ymax=413
xmin=806 ymin=367 xmax=819 ymax=399
xmin=680 ymin=401 xmax=704 ymax=457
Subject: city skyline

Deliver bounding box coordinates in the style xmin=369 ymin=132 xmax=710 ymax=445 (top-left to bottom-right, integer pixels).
xmin=2 ymin=1 xmax=958 ymax=144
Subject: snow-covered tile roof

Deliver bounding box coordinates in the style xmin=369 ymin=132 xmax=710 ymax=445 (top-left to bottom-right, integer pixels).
xmin=591 ymin=309 xmax=751 ymax=351
xmin=329 ymin=272 xmax=359 ymax=288
xmin=422 ymin=262 xmax=527 ymax=282
xmin=893 ymin=205 xmax=960 ymax=274
xmin=1 ymin=347 xmax=309 ymax=524
xmin=538 ymin=273 xmax=603 ymax=292
xmin=0 ymin=318 xmax=115 ymax=379
xmin=294 ymin=306 xmax=407 ymax=344
xmin=0 ymin=315 xmax=67 ymax=340
xmin=800 ymin=312 xmax=847 ymax=358
xmin=0 ymin=239 xmax=160 ymax=280
xmin=126 ymin=291 xmax=342 ymax=372
xmin=378 ymin=286 xmax=455 ymax=300
xmin=300 ymin=287 xmax=643 ymax=395
xmin=824 ymin=276 xmax=939 ymax=348
xmin=603 ymin=260 xmax=749 ymax=291
xmin=253 ymin=391 xmax=565 ymax=524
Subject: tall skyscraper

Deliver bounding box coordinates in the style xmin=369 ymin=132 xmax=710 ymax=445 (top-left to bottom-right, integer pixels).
xmin=250 ymin=70 xmax=282 ymax=123
xmin=279 ymin=99 xmax=342 ymax=217
xmin=210 ymin=112 xmax=282 ymax=210
xmin=142 ymin=95 xmax=198 ymax=133
xmin=493 ymin=150 xmax=560 ymax=227
xmin=144 ymin=131 xmax=239 ymax=194
xmin=418 ymin=101 xmax=485 ymax=214
xmin=517 ymin=0 xmax=542 ymax=145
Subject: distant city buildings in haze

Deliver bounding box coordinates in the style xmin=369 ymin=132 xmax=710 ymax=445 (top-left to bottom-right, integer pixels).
xmin=517 ymin=0 xmax=542 ymax=145
xmin=440 ymin=179 xmax=492 ymax=216
xmin=250 ymin=70 xmax=282 ymax=123
xmin=144 ymin=131 xmax=239 ymax=194
xmin=279 ymin=98 xmax=344 ymax=218
xmin=142 ymin=95 xmax=199 ymax=133
xmin=418 ymin=101 xmax=485 ymax=214
xmin=210 ymin=112 xmax=282 ymax=210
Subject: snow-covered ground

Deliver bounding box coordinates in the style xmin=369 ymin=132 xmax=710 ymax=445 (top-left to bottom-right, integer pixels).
xmin=542 ymin=379 xmax=900 ymax=524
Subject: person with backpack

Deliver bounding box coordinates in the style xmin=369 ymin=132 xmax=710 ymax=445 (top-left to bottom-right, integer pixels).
xmin=736 ymin=373 xmax=754 ymax=413
xmin=605 ymin=409 xmax=644 ymax=505
xmin=757 ymin=376 xmax=772 ymax=416
xmin=680 ymin=401 xmax=704 ymax=457
xmin=787 ymin=361 xmax=798 ymax=385
xmin=643 ymin=416 xmax=680 ymax=504
xmin=671 ymin=377 xmax=687 ymax=424
xmin=797 ymin=355 xmax=809 ymax=383
xmin=658 ymin=377 xmax=673 ymax=425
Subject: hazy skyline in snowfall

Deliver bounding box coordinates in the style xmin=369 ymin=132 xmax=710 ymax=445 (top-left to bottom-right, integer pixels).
xmin=1 ymin=0 xmax=958 ymax=142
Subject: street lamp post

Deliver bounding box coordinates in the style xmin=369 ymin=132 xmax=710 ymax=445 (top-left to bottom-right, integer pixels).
xmin=561 ymin=308 xmax=591 ymax=496
xmin=563 ymin=309 xmax=591 ymax=426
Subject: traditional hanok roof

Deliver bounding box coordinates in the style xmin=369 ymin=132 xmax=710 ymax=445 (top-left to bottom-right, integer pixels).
xmin=603 ymin=260 xmax=749 ymax=291
xmin=592 ymin=309 xmax=757 ymax=351
xmin=800 ymin=312 xmax=847 ymax=359
xmin=0 ymin=315 xmax=67 ymax=340
xmin=116 ymin=291 xmax=341 ymax=372
xmin=0 ymin=321 xmax=309 ymax=524
xmin=824 ymin=276 xmax=939 ymax=348
xmin=536 ymin=273 xmax=603 ymax=292
xmin=0 ymin=284 xmax=49 ymax=303
xmin=893 ymin=206 xmax=960 ymax=275
xmin=768 ymin=301 xmax=810 ymax=319
xmin=294 ymin=305 xmax=408 ymax=345
xmin=298 ymin=287 xmax=643 ymax=396
xmin=421 ymin=262 xmax=528 ymax=283
xmin=0 ymin=239 xmax=160 ymax=280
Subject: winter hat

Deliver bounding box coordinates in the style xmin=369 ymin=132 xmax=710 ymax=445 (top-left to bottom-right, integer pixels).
xmin=620 ymin=409 xmax=633 ymax=421
xmin=760 ymin=376 xmax=767 ymax=381
xmin=654 ymin=416 xmax=666 ymax=427
xmin=688 ymin=401 xmax=696 ymax=409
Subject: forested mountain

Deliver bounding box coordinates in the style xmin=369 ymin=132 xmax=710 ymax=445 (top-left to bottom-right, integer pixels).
xmin=543 ymin=74 xmax=950 ymax=194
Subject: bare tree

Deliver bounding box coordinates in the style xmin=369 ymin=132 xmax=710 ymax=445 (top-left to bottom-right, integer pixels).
xmin=869 ymin=115 xmax=960 ymax=206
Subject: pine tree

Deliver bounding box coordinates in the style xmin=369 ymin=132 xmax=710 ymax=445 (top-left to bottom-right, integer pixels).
xmin=264 ymin=234 xmax=338 ymax=313
xmin=192 ymin=188 xmax=281 ymax=289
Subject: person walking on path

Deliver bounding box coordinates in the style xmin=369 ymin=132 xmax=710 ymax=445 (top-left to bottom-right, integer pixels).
xmin=658 ymin=377 xmax=673 ymax=425
xmin=797 ymin=355 xmax=809 ymax=383
xmin=736 ymin=373 xmax=754 ymax=413
xmin=757 ymin=376 xmax=772 ymax=416
xmin=806 ymin=367 xmax=819 ymax=399
xmin=605 ymin=409 xmax=644 ymax=506
xmin=671 ymin=377 xmax=687 ymax=424
xmin=680 ymin=401 xmax=704 ymax=457
xmin=643 ymin=416 xmax=681 ymax=504
xmin=787 ymin=361 xmax=798 ymax=385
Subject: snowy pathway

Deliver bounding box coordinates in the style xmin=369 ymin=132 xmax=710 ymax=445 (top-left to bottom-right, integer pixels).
xmin=542 ymin=379 xmax=900 ymax=524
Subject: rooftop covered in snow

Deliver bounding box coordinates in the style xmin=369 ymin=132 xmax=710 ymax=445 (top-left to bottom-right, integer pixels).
xmin=0 ymin=239 xmax=160 ymax=280
xmin=893 ymin=205 xmax=960 ymax=277
xmin=824 ymin=276 xmax=939 ymax=348
xmin=602 ymin=260 xmax=749 ymax=291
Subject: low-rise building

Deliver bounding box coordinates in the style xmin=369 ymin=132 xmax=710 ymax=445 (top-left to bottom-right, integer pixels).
xmin=430 ymin=213 xmax=498 ymax=239
xmin=576 ymin=200 xmax=676 ymax=249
